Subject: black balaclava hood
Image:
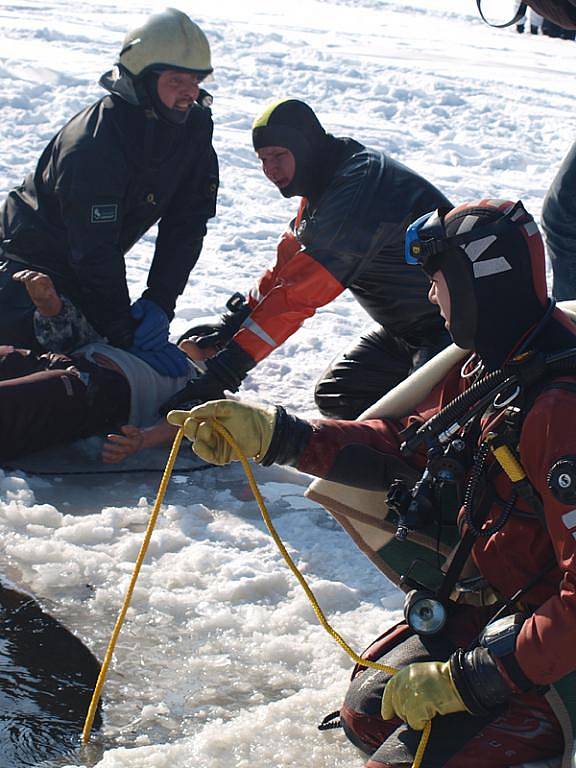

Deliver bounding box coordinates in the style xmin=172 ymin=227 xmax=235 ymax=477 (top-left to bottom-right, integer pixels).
xmin=143 ymin=71 xmax=191 ymax=126
xmin=252 ymin=99 xmax=333 ymax=200
xmin=99 ymin=66 xmax=198 ymax=127
xmin=419 ymin=199 xmax=576 ymax=370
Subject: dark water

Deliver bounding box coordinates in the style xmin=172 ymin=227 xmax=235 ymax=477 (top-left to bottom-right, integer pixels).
xmin=0 ymin=582 xmax=101 ymax=767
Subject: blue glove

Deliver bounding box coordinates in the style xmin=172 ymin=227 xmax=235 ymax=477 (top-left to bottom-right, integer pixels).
xmin=131 ymin=298 xmax=169 ymax=350
xmin=129 ymin=341 xmax=190 ymax=378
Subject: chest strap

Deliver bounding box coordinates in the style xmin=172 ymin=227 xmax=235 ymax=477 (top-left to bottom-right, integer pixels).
xmin=486 ymin=432 xmax=545 ymax=524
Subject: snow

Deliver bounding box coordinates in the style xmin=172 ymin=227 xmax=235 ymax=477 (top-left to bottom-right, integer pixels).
xmin=0 ymin=0 xmax=574 ymax=766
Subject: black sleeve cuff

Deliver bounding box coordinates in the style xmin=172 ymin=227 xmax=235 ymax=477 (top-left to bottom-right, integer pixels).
xmin=450 ymin=648 xmax=512 ymax=716
xmin=260 ymin=406 xmax=312 ymax=467
xmin=205 ymin=341 xmax=256 ymax=392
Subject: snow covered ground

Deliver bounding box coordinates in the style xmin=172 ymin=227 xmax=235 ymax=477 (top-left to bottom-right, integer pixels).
xmin=1 ymin=1 xmax=576 ymax=766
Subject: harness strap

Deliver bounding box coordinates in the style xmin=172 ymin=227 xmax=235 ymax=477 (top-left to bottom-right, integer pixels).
xmin=437 ymin=529 xmax=477 ymax=604
xmin=487 ymin=434 xmax=545 ymax=524
xmin=497 ymin=379 xmax=576 ymax=522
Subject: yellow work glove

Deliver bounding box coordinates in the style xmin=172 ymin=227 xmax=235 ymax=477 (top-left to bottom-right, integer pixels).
xmin=167 ymin=400 xmax=277 ymax=465
xmin=381 ymin=661 xmax=468 ymax=731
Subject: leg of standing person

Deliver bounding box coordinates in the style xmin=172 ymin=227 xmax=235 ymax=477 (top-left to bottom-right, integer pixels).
xmin=542 ymin=140 xmax=576 ymax=300
xmin=314 ymin=326 xmax=413 ymax=419
xmin=314 ymin=325 xmax=449 ymax=420
xmin=541 ymin=19 xmax=564 ymax=37
xmin=529 ymin=9 xmax=543 ymax=33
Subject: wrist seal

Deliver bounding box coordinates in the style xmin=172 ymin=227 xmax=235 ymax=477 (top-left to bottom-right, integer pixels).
xmin=260 ymin=407 xmax=312 ymax=467
xmin=450 ymin=612 xmax=539 ymax=717
xmin=450 ymin=647 xmax=510 ymax=716
xmin=205 ymin=341 xmax=255 ymax=392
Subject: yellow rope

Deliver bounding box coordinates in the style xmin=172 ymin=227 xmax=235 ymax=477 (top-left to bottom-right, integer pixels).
xmin=81 ymin=429 xmax=184 ymax=744
xmin=209 ymin=420 xmax=431 ymax=768
xmin=82 ymin=421 xmax=431 ymax=768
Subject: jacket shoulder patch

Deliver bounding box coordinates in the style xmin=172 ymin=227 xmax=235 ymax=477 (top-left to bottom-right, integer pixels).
xmin=547 ymin=457 xmax=576 ymax=505
xmin=91 ymin=204 xmax=118 ymax=224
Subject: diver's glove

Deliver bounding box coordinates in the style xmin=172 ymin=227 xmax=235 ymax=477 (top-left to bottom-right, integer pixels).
xmin=382 ymin=645 xmax=518 ymax=730
xmin=167 ymin=400 xmax=277 ymax=465
xmin=177 ymin=292 xmax=250 ymax=350
xmin=381 ymin=661 xmax=468 ymax=731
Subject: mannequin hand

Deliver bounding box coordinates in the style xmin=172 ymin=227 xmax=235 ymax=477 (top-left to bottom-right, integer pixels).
xmin=13 ymin=270 xmax=63 ymax=316
xmin=102 ymin=425 xmax=145 ymax=464
xmin=179 ymin=337 xmax=219 ymax=361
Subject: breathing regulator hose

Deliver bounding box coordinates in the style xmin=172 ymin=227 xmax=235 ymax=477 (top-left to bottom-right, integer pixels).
xmin=403 ymin=348 xmax=576 ymax=454
xmin=82 ymin=420 xmax=431 ymax=768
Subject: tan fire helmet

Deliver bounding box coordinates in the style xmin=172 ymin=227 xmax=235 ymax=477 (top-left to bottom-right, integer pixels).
xmin=118 ymin=8 xmax=213 ymax=79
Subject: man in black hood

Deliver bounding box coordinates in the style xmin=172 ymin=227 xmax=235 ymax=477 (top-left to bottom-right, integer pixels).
xmin=0 ymin=9 xmax=218 ymax=377
xmin=251 ymin=99 xmax=333 ymax=201
xmin=169 ymin=199 xmax=576 ymax=768
xmin=165 ymin=98 xmax=451 ymax=418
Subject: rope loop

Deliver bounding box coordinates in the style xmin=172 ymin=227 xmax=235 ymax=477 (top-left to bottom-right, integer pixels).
xmin=82 ymin=420 xmax=432 ymax=768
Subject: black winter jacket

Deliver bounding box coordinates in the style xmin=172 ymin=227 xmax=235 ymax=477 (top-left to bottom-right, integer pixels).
xmin=325 ymin=139 xmax=452 ymax=343
xmin=229 ymin=138 xmax=452 ymax=372
xmin=525 ymin=0 xmax=576 ymax=27
xmin=0 ymin=94 xmax=218 ymax=346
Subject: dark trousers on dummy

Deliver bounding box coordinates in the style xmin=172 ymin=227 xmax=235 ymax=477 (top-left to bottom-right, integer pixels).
xmin=340 ymin=610 xmax=563 ymax=768
xmin=0 ymin=347 xmax=130 ymax=462
xmin=542 ymin=140 xmax=576 ymax=301
xmin=314 ymin=324 xmax=450 ymax=420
